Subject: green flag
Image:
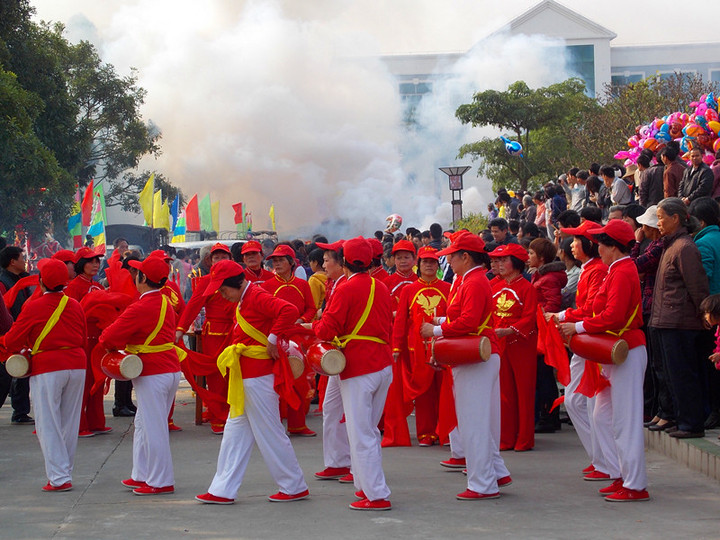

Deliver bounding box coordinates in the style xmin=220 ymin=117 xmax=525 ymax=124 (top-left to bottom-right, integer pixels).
xmin=199 ymin=194 xmax=212 ymax=232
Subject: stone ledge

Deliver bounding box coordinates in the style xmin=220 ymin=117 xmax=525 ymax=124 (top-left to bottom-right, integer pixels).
xmin=645 ymin=428 xmax=720 ymax=481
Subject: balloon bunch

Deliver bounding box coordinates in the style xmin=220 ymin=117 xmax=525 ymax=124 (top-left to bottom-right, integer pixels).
xmin=615 ymin=92 xmax=720 ymax=166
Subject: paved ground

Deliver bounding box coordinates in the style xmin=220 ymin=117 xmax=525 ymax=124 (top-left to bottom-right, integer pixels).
xmin=2 ymin=379 xmax=720 ymax=540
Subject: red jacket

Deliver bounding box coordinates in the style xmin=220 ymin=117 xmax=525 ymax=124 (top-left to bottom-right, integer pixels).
xmin=384 ymin=271 xmax=418 ymax=304
xmin=261 ymin=274 xmax=316 ymax=323
xmin=563 ymin=258 xmax=607 ymax=322
xmin=491 ymin=274 xmax=537 ymax=340
xmin=176 ymin=273 xmax=236 ymax=337
xmin=313 ymin=273 xmax=392 ymax=379
xmin=393 ymin=278 xmax=450 ymax=352
xmin=65 ymin=274 xmax=105 ymax=302
xmin=99 ymin=290 xmax=180 ymax=376
xmin=370 ymin=266 xmax=390 ymax=284
xmin=581 ymin=256 xmax=645 ymax=348
xmin=162 ymin=280 xmax=185 ymax=316
xmin=244 ymin=266 xmax=274 ymax=284
xmin=440 ymin=266 xmax=499 ymax=354
xmin=531 ymin=261 xmax=568 ymax=313
xmin=231 ymin=283 xmax=299 ymax=378
xmin=2 ymin=292 xmax=86 ymax=375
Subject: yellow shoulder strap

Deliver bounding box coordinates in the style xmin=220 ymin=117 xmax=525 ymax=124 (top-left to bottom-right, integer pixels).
xmin=143 ymin=295 xmax=169 ymax=346
xmin=334 ymin=278 xmax=386 ymax=347
xmin=32 ymin=295 xmax=69 ymax=354
xmin=235 ymin=306 xmax=270 ymax=346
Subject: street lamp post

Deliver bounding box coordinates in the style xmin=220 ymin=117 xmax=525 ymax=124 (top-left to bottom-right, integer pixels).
xmin=439 ymin=166 xmax=471 ymax=229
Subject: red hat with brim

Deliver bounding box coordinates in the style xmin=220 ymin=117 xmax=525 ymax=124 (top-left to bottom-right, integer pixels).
xmin=343 ymin=237 xmax=373 ymax=267
xmin=561 ymin=220 xmax=602 ymax=243
xmin=267 ymin=244 xmax=296 ymax=260
xmin=437 ymin=231 xmax=485 ymax=257
xmin=417 ymin=246 xmax=440 ymax=261
xmin=51 ymin=250 xmax=75 ymax=264
xmin=210 ymin=243 xmax=231 ymax=255
xmin=203 ymin=259 xmax=245 ymax=296
xmin=443 ymin=229 xmax=468 ymax=241
xmin=316 ymin=240 xmax=345 ymax=253
xmin=147 ymin=249 xmax=172 ymax=262
xmin=392 ymin=239 xmax=416 ymax=255
xmin=38 ymin=258 xmax=69 ymax=289
xmin=241 ymin=240 xmax=262 ymax=254
xmin=74 ymin=246 xmax=103 ymax=263
xmin=587 ymin=220 xmax=636 ymax=247
xmin=128 ymin=257 xmax=170 ymax=283
xmin=487 ymin=243 xmax=529 ymax=263
xmin=368 ymin=238 xmax=384 ymax=259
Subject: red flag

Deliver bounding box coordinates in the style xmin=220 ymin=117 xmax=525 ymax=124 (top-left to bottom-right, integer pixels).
xmin=536 ymin=306 xmax=571 ymax=386
xmin=81 ymin=180 xmax=94 ymax=226
xmin=186 ymin=194 xmax=200 ymax=231
xmin=232 ymin=202 xmax=243 ymax=224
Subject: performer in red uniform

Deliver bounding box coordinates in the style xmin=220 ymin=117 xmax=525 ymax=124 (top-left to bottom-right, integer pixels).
xmin=65 ymin=246 xmax=110 ymax=437
xmin=176 ymin=243 xmax=235 ymax=434
xmin=2 ymin=259 xmax=86 ymax=492
xmin=392 ymin=246 xmax=450 ymax=446
xmin=546 ymin=220 xmax=612 ymax=479
xmin=558 ymin=220 xmax=649 ymax=502
xmin=240 ymin=240 xmax=274 ymax=283
xmin=312 ymin=237 xmax=393 ymax=510
xmin=262 ymin=244 xmax=317 ymax=437
xmin=384 ymin=240 xmax=418 ymax=304
xmin=488 ymin=243 xmax=538 ymax=452
xmin=421 ymin=232 xmax=510 ymax=500
xmin=195 ymin=260 xmax=308 ymax=505
xmin=368 ymin=239 xmax=389 ymax=283
xmin=100 ymin=256 xmax=181 ymax=495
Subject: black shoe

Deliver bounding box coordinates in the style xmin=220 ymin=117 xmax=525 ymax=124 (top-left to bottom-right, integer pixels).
xmin=535 ymin=422 xmax=560 ymax=433
xmin=648 ymin=420 xmax=676 ymax=432
xmin=668 ymin=430 xmax=705 ymax=439
xmin=704 ymin=411 xmax=720 ymax=430
xmin=127 ymin=404 xmax=137 ymax=413
xmin=11 ymin=414 xmax=34 ymax=425
xmin=113 ymin=407 xmax=136 ymax=417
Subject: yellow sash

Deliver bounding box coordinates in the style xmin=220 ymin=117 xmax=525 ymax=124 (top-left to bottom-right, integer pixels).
xmin=125 ymin=295 xmax=187 ymax=361
xmin=32 ymin=295 xmax=69 ymax=355
xmin=605 ymin=304 xmax=640 ymax=338
xmin=445 ymin=311 xmax=492 ymax=335
xmin=332 ymin=278 xmax=387 ymax=348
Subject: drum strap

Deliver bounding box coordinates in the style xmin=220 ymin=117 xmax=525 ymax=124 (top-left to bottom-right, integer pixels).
xmin=445 ymin=312 xmax=492 ymax=336
xmin=32 ymin=295 xmax=69 ymax=355
xmin=126 ymin=296 xmax=188 ymax=361
xmin=603 ymin=304 xmax=640 ymax=337
xmin=333 ymin=278 xmax=388 ymax=348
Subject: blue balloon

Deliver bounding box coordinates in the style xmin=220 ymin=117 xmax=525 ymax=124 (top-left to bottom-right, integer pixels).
xmin=500 ymin=136 xmax=523 ymax=157
xmin=696 ymin=116 xmax=708 ymax=129
xmin=706 ymin=92 xmax=717 ymax=110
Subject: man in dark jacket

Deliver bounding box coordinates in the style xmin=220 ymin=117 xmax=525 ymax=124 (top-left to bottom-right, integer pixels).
xmin=679 ymin=147 xmax=714 ymax=205
xmin=638 ymin=152 xmax=664 ymax=207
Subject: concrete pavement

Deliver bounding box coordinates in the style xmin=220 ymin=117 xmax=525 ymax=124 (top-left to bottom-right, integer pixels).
xmin=2 ymin=379 xmax=720 ymax=539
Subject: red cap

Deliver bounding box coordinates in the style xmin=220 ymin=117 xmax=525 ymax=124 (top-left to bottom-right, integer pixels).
xmin=128 ymin=257 xmax=170 ymax=283
xmin=392 ymin=239 xmax=416 ymax=255
xmin=561 ymin=220 xmax=601 ymax=242
xmin=316 ymin=240 xmax=345 ymax=253
xmin=241 ymin=240 xmax=262 ymax=254
xmin=487 ymin=243 xmax=529 ymax=263
xmin=368 ymin=238 xmax=384 ymax=259
xmin=437 ymin=231 xmax=485 ymax=257
xmin=147 ymin=249 xmax=172 ymax=262
xmin=267 ymin=244 xmax=296 ymax=259
xmin=203 ymin=259 xmax=245 ymax=296
xmin=38 ymin=258 xmax=69 ymax=289
xmin=587 ymin=220 xmax=636 ymax=247
xmin=51 ymin=250 xmax=75 ymax=264
xmin=210 ymin=243 xmax=231 ymax=255
xmin=417 ymin=246 xmax=440 ymax=261
xmin=74 ymin=246 xmax=103 ymax=263
xmin=343 ymin=237 xmax=373 ymax=267
xmin=443 ymin=229 xmax=468 ymax=241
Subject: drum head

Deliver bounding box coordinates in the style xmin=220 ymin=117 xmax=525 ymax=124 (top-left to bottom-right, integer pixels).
xmin=611 ymin=340 xmax=629 ymax=365
xmin=6 ymin=354 xmax=30 ymax=378
xmin=321 ymin=349 xmax=346 ymax=376
xmin=119 ymin=354 xmax=143 ymax=379
xmin=478 ymin=336 xmax=491 ymax=361
xmin=288 ymin=355 xmax=305 ymax=379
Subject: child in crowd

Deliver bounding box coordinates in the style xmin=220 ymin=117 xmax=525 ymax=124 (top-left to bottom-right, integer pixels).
xmin=702 ymin=294 xmax=720 ymax=370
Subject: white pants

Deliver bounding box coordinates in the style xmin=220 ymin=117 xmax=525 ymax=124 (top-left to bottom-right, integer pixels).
xmin=208 ymin=375 xmax=308 ymax=499
xmin=449 ymin=427 xmax=464 ymax=459
xmin=595 ymin=346 xmax=648 ymax=490
xmin=31 ymin=369 xmax=85 ymax=486
xmin=453 ymin=354 xmax=509 ymax=494
xmin=339 ymin=366 xmax=392 ymax=501
xmin=132 ymin=372 xmax=180 ymax=488
xmin=322 ymin=375 xmax=350 ymax=469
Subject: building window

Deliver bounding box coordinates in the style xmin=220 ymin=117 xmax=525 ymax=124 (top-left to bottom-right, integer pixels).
xmin=566 ymin=44 xmax=595 ymax=96
xmin=710 ymin=69 xmax=720 ymax=83
xmin=658 ymin=70 xmax=696 ymax=81
xmin=611 ymin=72 xmax=645 ymax=87
xmin=399 ymin=80 xmax=433 ymax=127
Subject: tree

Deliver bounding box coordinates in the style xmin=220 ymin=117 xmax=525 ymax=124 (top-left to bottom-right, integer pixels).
xmin=455 ymin=212 xmax=488 ymax=234
xmin=455 ymin=79 xmax=597 ymax=192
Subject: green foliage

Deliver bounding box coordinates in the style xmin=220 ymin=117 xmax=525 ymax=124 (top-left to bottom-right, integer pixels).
xmin=455 ymin=212 xmax=489 ymax=234
xmin=104 ymin=170 xmax=183 ymax=212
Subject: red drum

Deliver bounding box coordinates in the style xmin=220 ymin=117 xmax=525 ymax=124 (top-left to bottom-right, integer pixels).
xmin=286 ymin=340 xmax=305 ymax=380
xmin=6 ymin=353 xmax=31 ymax=378
xmin=569 ymin=334 xmax=628 ymax=366
xmin=431 ymin=335 xmax=491 ymax=366
xmin=307 ymin=341 xmax=346 ymax=376
xmin=101 ymin=350 xmax=143 ymax=381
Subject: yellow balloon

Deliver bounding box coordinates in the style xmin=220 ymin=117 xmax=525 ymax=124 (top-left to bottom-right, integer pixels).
xmin=708 ymin=121 xmax=720 ymax=135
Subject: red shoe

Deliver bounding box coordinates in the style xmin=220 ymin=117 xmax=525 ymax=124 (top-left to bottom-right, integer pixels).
xmin=168 ymin=422 xmax=183 ymax=432
xmin=349 ymin=498 xmax=391 ymax=511
xmin=211 ymin=424 xmax=224 ymax=435
xmin=604 ymin=487 xmax=650 ymax=502
xmin=583 ymin=471 xmax=614 ymax=481
xmin=288 ymin=427 xmax=317 ymax=437
xmin=42 ymin=481 xmax=72 ymax=492
xmin=78 ymin=430 xmax=95 ymax=438
xmin=93 ymin=426 xmax=113 ymax=435
xmin=121 ymin=478 xmax=147 ymax=490
xmin=354 ymin=490 xmax=366 ymax=500
xmin=497 ymin=476 xmax=513 ymax=488
xmin=418 ymin=434 xmax=437 ymax=447
xmin=598 ymin=478 xmax=624 ymax=495
xmin=268 ymin=489 xmax=310 ymax=502
xmin=462 ymin=469 xmax=467 ymax=476
xmin=314 ymin=467 xmax=351 ymax=480
xmin=133 ymin=485 xmax=174 ymax=496
xmin=582 ymin=464 xmax=595 ymax=475
xmin=195 ymin=492 xmax=234 ymax=505
xmin=456 ymin=489 xmax=500 ymax=501
xmin=338 ymin=474 xmax=354 ymax=484
xmin=440 ymin=457 xmax=466 ymax=469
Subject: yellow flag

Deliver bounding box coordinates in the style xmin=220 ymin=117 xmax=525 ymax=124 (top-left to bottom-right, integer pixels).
xmin=269 ymin=204 xmax=276 ymax=231
xmin=152 ymin=189 xmax=163 ymax=228
xmin=138 ymin=174 xmax=155 ymax=225
xmin=211 ymin=201 xmax=220 ymax=233
xmin=158 ymin=199 xmax=171 ymax=231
